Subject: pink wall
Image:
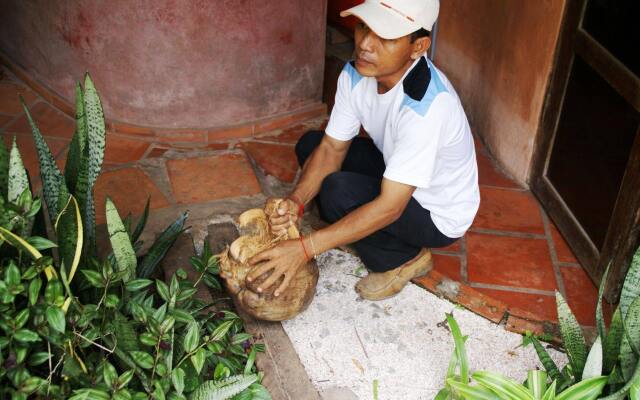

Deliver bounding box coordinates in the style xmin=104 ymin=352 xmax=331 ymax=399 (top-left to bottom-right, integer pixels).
xmin=0 ymin=0 xmax=327 ymax=129
xmin=435 ymin=0 xmax=565 ymax=184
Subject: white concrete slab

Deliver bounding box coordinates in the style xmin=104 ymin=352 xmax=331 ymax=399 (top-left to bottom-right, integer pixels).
xmin=282 ymin=250 xmax=568 ymax=400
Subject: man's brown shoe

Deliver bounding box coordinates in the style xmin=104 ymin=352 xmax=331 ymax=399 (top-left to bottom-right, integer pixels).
xmin=355 ymin=248 xmax=433 ymax=301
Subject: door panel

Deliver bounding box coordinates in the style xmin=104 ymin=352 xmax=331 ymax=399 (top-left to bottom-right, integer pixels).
xmin=531 ymin=0 xmax=640 ymax=300
xmin=546 ymin=56 xmax=639 ymax=250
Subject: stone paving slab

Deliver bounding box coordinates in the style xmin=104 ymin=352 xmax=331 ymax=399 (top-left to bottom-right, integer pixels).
xmin=241 ymin=315 xmax=322 ymax=400
xmin=136 ymin=195 xmax=268 ymax=255
xmin=166 ymin=153 xmax=262 ymax=204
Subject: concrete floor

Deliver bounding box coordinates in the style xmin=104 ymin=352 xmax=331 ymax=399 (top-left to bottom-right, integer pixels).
xmin=282 ymin=249 xmax=567 ymax=399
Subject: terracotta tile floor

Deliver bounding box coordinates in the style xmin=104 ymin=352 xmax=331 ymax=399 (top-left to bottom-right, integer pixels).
xmin=425 ymin=140 xmax=601 ymax=330
xmin=0 ymin=65 xmax=600 ymax=333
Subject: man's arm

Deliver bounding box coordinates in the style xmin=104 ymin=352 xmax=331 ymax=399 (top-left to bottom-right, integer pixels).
xmin=311 ymin=178 xmax=415 ymax=253
xmin=295 ymin=134 xmax=351 ymax=203
xmin=248 ymin=177 xmax=415 ymax=296
xmin=269 ymin=134 xmax=351 ymax=233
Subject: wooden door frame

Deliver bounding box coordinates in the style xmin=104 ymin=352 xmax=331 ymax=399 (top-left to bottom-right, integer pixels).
xmin=530 ymin=0 xmax=640 ymax=301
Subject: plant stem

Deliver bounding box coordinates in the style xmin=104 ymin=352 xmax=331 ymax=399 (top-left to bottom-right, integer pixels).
xmin=46 ymin=351 xmax=65 ymax=388
xmin=74 ymin=330 xmax=115 ymax=353
xmin=97 ymin=277 xmax=112 ymax=332
xmin=47 ymin=341 xmax=53 ymax=396
xmin=96 ymin=277 xmax=111 ymax=310
xmin=193 ymin=269 xmax=206 ymax=288
xmin=150 ymin=339 xmax=161 ymax=381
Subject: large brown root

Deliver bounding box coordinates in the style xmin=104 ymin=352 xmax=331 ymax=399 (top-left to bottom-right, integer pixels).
xmin=218 ymin=199 xmax=319 ymax=321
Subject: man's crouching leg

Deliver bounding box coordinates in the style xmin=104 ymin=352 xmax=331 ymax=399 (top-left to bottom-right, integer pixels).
xmin=315 ymin=171 xmax=435 ymax=301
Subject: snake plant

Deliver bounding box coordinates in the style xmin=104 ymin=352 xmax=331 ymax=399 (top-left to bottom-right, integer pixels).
xmin=437 ymin=313 xmax=609 ymax=400
xmin=524 ymin=246 xmax=640 ymax=398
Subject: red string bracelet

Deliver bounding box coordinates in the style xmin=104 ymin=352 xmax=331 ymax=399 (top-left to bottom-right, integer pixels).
xmin=288 ymin=194 xmax=304 ymax=218
xmin=299 ymin=237 xmax=311 ymax=262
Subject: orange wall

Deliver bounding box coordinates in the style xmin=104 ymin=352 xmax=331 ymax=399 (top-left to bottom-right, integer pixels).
xmin=435 ymin=0 xmax=566 ymax=184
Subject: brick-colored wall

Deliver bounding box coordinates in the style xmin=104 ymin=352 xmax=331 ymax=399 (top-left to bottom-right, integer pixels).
xmin=435 ymin=0 xmax=566 ymax=184
xmin=0 ymin=0 xmax=327 ymax=129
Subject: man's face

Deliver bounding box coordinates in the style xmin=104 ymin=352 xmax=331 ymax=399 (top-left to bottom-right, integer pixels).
xmin=353 ymin=22 xmax=414 ymax=81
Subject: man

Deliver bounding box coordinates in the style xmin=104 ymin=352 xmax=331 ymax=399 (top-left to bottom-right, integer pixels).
xmin=247 ymin=0 xmax=479 ymax=301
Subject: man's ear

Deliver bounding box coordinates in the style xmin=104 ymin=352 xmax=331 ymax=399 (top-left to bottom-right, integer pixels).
xmin=411 ymin=37 xmax=431 ymax=59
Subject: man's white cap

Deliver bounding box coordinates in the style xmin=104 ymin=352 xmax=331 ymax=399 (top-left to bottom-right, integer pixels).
xmin=340 ymin=0 xmax=439 ymax=40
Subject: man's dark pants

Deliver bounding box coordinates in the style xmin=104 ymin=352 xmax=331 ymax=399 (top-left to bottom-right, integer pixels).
xmin=295 ymin=130 xmax=457 ymax=273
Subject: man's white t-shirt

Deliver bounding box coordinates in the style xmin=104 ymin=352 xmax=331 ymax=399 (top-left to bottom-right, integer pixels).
xmin=325 ymin=55 xmax=480 ymax=238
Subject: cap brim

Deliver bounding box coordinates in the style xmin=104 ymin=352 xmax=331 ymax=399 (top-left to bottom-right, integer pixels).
xmin=340 ymin=2 xmax=421 ymax=40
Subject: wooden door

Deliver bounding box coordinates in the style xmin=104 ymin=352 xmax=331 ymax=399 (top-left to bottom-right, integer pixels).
xmin=531 ymin=0 xmax=640 ymax=301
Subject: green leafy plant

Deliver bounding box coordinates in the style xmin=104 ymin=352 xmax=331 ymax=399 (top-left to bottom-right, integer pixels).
xmin=435 ymin=313 xmax=609 ymax=400
xmin=0 ymin=75 xmax=270 ymax=399
xmin=1 ymin=219 xmax=269 ymax=399
xmin=524 ymin=246 xmax=640 ymax=399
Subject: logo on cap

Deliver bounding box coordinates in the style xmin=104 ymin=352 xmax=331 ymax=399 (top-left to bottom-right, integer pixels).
xmin=380 ymin=1 xmax=416 ymax=22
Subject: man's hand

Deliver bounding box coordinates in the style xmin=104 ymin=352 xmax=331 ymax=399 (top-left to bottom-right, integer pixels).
xmin=246 ymin=239 xmax=307 ymax=297
xmin=266 ymin=198 xmax=300 ymax=236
